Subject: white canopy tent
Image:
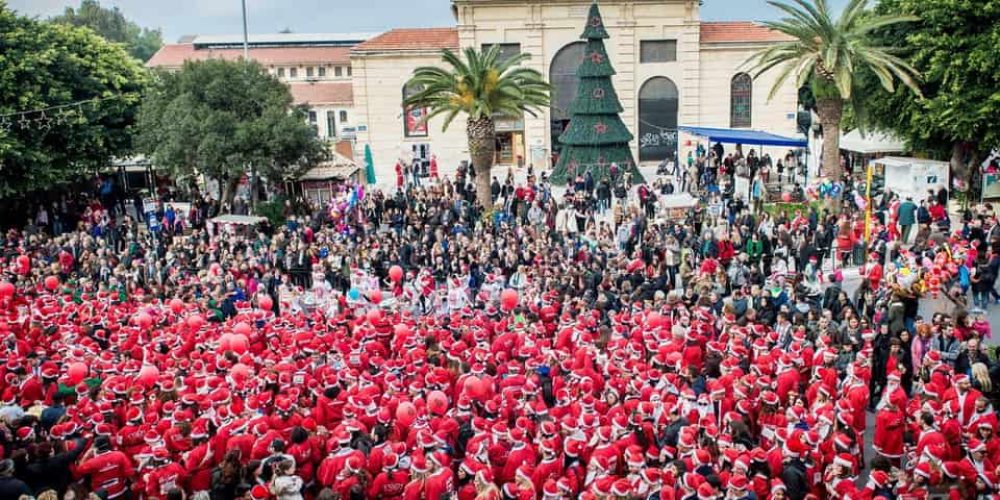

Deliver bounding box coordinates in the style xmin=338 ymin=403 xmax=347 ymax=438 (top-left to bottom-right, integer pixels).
xmin=840 ymin=130 xmax=906 ymax=154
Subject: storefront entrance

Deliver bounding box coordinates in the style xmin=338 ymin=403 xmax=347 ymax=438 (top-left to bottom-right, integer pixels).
xmin=495 ymin=118 xmax=525 ymax=167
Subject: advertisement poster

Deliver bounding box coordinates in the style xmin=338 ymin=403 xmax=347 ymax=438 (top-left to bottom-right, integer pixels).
xmin=405 ymin=106 xmax=428 ymax=137
xmin=984 ymin=173 xmax=1000 ymax=200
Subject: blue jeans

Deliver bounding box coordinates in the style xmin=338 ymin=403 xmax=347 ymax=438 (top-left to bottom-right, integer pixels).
xmin=974 ymin=290 xmax=991 ymax=309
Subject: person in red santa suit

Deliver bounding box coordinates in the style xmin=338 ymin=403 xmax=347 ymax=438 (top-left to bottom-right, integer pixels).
xmin=500 ymin=428 xmax=537 ymax=485
xmin=401 ymin=454 xmax=431 ymax=500
xmin=945 ymin=374 xmax=983 ymax=427
xmin=143 ymin=447 xmax=187 ymax=500
xmin=181 ymin=420 xmax=214 ymax=495
xmin=332 ymin=455 xmax=370 ymax=499
xmin=968 ymin=396 xmax=999 ymax=436
xmin=873 ymin=396 xmax=907 ymax=467
xmin=531 ymin=438 xmax=563 ymax=493
xmin=75 ymin=435 xmax=135 ymax=500
xmin=425 ymin=451 xmax=456 ymax=500
xmin=316 ymin=428 xmax=366 ymax=487
xmin=368 ymin=451 xmax=410 ymax=499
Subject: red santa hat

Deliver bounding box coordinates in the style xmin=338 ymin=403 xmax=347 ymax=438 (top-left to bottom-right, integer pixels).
xmin=833 ymin=453 xmax=854 ymax=470
xmin=969 ymin=438 xmax=986 ymax=454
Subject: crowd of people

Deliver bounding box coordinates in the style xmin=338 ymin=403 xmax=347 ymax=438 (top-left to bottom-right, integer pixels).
xmin=1 ymin=148 xmax=999 ymax=500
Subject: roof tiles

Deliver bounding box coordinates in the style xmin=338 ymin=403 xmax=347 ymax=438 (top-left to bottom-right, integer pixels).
xmin=700 ymin=22 xmax=793 ymax=44
xmin=352 ymin=28 xmax=459 ymax=53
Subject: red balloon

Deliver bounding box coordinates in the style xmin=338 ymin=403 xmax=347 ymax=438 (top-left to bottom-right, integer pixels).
xmin=135 ymin=312 xmax=152 ymax=329
xmin=232 ymin=363 xmax=251 ymax=380
xmin=389 ymin=265 xmax=404 ymax=282
xmin=187 ymin=314 xmax=205 ymax=330
xmin=0 ymin=282 xmax=13 ymax=298
xmin=369 ymin=289 xmax=383 ymax=305
xmin=464 ymin=376 xmax=487 ymax=398
xmin=367 ymin=308 xmax=383 ymax=323
xmin=231 ymin=334 xmax=249 ymax=354
xmin=259 ymin=295 xmax=273 ymax=311
xmin=219 ymin=334 xmax=234 ymax=351
xmin=234 ymin=322 xmax=252 ymax=336
xmin=169 ymin=298 xmax=184 ymax=314
xmin=44 ymin=275 xmax=59 ymax=291
xmin=428 ymin=390 xmax=448 ymax=415
xmin=137 ymin=364 xmax=159 ymax=386
xmin=500 ymin=289 xmax=519 ymax=311
xmin=67 ymin=362 xmax=88 ymax=385
xmin=396 ymin=401 xmax=417 ymax=426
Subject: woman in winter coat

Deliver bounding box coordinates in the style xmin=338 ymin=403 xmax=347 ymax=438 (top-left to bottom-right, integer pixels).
xmin=269 ymin=460 xmax=304 ymax=500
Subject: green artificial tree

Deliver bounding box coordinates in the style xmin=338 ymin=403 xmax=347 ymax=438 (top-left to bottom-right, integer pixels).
xmin=550 ymin=2 xmax=643 ymax=185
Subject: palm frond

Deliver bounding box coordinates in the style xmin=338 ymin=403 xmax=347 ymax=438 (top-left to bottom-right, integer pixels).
xmin=748 ymin=0 xmax=921 ymax=103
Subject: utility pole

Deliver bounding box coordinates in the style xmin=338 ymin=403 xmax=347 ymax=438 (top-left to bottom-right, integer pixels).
xmin=241 ymin=0 xmax=249 ymax=59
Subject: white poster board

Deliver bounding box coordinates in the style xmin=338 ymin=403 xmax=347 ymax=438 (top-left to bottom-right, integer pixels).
xmin=873 ymin=157 xmax=949 ymax=202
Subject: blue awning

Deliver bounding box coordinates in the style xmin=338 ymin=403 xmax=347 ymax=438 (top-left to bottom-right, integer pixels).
xmin=679 ymin=126 xmax=807 ymax=147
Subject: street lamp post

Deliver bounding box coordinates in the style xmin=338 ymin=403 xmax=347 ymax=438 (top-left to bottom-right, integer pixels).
xmin=241 ymin=0 xmax=249 ymax=59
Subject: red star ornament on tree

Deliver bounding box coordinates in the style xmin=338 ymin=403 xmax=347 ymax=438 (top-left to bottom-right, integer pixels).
xmin=593 ymin=122 xmax=608 ymax=134
xmin=590 ymin=15 xmax=602 ymax=27
xmin=589 ymin=52 xmax=604 ymax=64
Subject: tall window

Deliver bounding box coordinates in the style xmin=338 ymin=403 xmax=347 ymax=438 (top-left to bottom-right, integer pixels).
xmin=277 ymin=67 xmax=285 ymax=77
xmin=640 ymin=40 xmax=677 ymax=63
xmin=347 ymin=66 xmax=352 ymax=77
xmin=308 ymin=110 xmax=318 ymax=135
xmin=289 ymin=67 xmax=298 ymax=78
xmin=318 ymin=66 xmax=326 ymax=77
xmin=403 ymin=83 xmax=428 ymax=137
xmin=339 ymin=110 xmax=348 ymax=123
xmin=730 ymin=73 xmax=753 ymax=128
xmin=481 ymin=43 xmax=521 ymax=64
xmin=306 ymin=67 xmax=314 ymax=77
xmin=335 ymin=66 xmax=343 ymax=77
xmin=326 ymin=111 xmax=337 ymax=138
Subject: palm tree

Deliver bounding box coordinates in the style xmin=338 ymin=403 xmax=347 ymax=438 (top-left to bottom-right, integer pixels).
xmin=745 ymin=0 xmax=921 ymax=181
xmin=404 ymin=46 xmax=550 ymax=209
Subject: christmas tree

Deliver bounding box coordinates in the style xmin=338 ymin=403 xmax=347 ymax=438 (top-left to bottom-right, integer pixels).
xmin=549 ymin=2 xmax=643 ymax=185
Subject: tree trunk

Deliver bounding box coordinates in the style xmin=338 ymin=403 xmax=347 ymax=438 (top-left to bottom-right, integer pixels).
xmin=220 ymin=176 xmax=240 ymax=211
xmin=950 ymin=141 xmax=980 ymax=193
xmin=467 ymin=116 xmax=496 ymax=210
xmin=815 ymin=97 xmax=844 ymax=181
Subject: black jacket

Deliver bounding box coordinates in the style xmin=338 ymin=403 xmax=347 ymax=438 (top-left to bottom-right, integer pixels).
xmin=24 ymin=438 xmax=87 ymax=495
xmin=781 ymin=458 xmax=809 ymax=500
xmin=0 ymin=476 xmax=31 ymax=499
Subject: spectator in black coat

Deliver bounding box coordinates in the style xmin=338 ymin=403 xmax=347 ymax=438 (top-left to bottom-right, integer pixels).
xmin=780 ymin=453 xmax=809 ymax=500
xmin=23 ymin=438 xmax=87 ymax=495
xmin=0 ymin=459 xmax=30 ymax=499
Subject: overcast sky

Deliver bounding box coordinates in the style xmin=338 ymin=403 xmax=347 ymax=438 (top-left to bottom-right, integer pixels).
xmin=8 ymin=0 xmax=849 ymax=42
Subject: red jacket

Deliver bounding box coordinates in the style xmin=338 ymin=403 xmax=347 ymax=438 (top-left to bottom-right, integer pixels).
xmin=145 ymin=462 xmax=187 ymax=499
xmin=182 ymin=444 xmax=214 ymax=492
xmin=369 ymin=470 xmax=409 ymax=500
xmin=425 ymin=468 xmax=455 ymax=500
xmin=76 ymin=450 xmax=136 ymax=499
xmin=873 ymin=407 xmax=906 ymax=458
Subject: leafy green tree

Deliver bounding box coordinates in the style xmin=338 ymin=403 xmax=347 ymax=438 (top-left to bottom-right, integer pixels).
xmin=137 ymin=59 xmax=329 ymax=205
xmin=745 ymin=0 xmax=922 ymax=181
xmin=549 ymin=2 xmax=642 ymax=185
xmin=858 ymin=0 xmax=1000 ymax=185
xmin=0 ymin=4 xmax=147 ymax=197
xmin=51 ymin=0 xmax=163 ymax=62
xmin=404 ymin=45 xmax=550 ymax=208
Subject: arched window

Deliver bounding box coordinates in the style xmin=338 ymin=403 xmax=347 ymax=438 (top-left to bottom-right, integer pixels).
xmin=730 ymin=73 xmax=752 ymax=128
xmin=637 ymin=76 xmax=679 ymax=162
xmin=549 ymin=42 xmax=586 ymax=154
xmin=403 ymin=82 xmax=428 ymax=138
